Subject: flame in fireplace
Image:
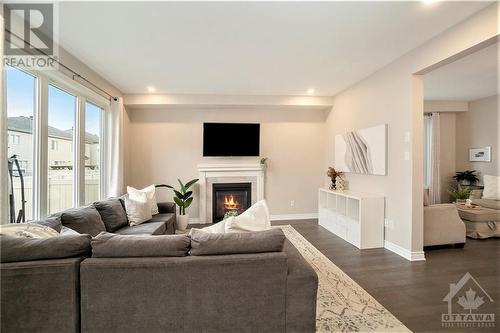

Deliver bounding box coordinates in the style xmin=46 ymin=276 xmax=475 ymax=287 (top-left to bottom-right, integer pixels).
xmin=224 ymin=195 xmax=240 ymax=210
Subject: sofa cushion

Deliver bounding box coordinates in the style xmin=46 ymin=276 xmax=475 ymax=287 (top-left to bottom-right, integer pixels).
xmin=0 ymin=234 xmax=92 ymax=263
xmin=91 ymin=232 xmax=190 ymax=257
xmin=115 ymin=221 xmax=166 ymax=235
xmin=29 ymin=216 xmax=63 ymax=233
xmin=60 ymin=206 xmax=106 ymax=236
xmin=93 ymin=198 xmax=128 ymax=232
xmin=190 ymin=228 xmax=285 ymax=256
xmin=482 ymin=175 xmax=500 ymax=200
xmin=124 ymin=192 xmax=152 ymax=226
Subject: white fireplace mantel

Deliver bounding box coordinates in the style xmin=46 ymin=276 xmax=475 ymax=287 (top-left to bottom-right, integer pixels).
xmin=197 ymin=163 xmax=265 ymax=224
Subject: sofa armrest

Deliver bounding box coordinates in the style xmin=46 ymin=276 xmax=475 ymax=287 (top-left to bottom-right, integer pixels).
xmin=157 ymin=202 xmax=176 ymax=214
xmin=1 ymin=257 xmax=84 ymax=333
xmin=283 ymin=239 xmax=318 ymax=333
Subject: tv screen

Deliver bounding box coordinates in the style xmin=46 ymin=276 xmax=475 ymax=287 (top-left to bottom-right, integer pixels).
xmin=203 ymin=123 xmax=260 ymax=157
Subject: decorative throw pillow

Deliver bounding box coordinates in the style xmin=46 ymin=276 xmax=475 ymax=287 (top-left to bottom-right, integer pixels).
xmin=195 ymin=219 xmax=227 ymax=234
xmin=60 ymin=206 xmax=106 ymax=237
xmin=60 ymin=226 xmax=81 ymax=236
xmin=93 ymin=198 xmax=128 ymax=232
xmin=225 ymin=200 xmax=271 ymax=233
xmin=0 ymin=223 xmax=59 ymax=238
xmin=125 ymin=192 xmax=153 ymax=226
xmin=29 ymin=216 xmax=63 ymax=233
xmin=127 ymin=185 xmax=159 ymax=215
xmin=482 ymin=175 xmax=500 ymax=200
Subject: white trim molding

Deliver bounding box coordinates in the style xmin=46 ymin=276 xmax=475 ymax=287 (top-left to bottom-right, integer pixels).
xmin=384 ymin=240 xmax=426 ymax=262
xmin=198 ymin=163 xmax=265 ymax=224
xmin=270 ymin=213 xmax=318 ymax=221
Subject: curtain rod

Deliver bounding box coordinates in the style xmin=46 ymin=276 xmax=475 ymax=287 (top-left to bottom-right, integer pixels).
xmin=5 ymin=28 xmax=118 ymax=102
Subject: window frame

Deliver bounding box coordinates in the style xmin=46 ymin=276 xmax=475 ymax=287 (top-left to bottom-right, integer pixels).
xmin=6 ymin=66 xmax=109 ymax=219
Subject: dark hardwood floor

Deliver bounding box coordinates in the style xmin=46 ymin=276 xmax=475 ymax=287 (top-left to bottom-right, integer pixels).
xmin=272 ymin=219 xmax=499 ymax=333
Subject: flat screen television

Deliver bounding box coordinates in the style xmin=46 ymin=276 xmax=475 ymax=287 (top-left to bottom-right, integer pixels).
xmin=203 ymin=123 xmax=260 ymax=157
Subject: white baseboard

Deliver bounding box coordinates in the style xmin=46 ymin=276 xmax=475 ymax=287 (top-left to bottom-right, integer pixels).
xmin=270 ymin=213 xmax=318 ymax=221
xmin=188 ymin=217 xmax=203 ymax=224
xmin=384 ymin=240 xmax=426 ymax=262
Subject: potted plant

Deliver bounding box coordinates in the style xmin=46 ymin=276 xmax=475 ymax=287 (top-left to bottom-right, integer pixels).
xmin=447 ymin=185 xmax=472 ymax=204
xmin=326 ymin=167 xmax=343 ymax=190
xmin=164 ymin=178 xmax=198 ymax=231
xmin=453 ymin=170 xmax=479 ymax=186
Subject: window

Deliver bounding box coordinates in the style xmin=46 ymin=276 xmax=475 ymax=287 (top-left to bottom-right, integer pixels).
xmin=47 ymin=85 xmax=76 ymax=214
xmin=84 ymin=102 xmax=102 ymax=204
xmin=5 ymin=65 xmax=108 ymax=220
xmin=50 ymin=139 xmax=58 ymax=150
xmin=6 ymin=67 xmax=36 ymax=221
xmin=8 ymin=134 xmax=20 ymax=144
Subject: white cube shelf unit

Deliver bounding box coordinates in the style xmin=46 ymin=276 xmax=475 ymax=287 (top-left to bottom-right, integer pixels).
xmin=318 ymin=188 xmax=384 ymax=249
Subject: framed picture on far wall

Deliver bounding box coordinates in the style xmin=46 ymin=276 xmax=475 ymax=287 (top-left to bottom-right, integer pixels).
xmin=469 ymin=146 xmax=491 ymax=162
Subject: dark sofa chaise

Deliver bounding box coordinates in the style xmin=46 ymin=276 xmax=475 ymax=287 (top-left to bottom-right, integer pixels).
xmin=1 ymin=228 xmax=318 ymax=333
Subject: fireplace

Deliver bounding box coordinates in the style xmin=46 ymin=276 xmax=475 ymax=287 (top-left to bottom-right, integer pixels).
xmin=212 ymin=183 xmax=252 ymax=223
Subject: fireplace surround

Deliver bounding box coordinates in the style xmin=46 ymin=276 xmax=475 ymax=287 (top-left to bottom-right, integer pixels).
xmin=197 ymin=163 xmax=266 ymax=223
xmin=212 ymin=182 xmax=252 ymax=223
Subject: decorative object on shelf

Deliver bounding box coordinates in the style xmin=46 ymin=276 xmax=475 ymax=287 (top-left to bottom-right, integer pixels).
xmin=223 ymin=210 xmax=239 ymax=220
xmin=335 ymin=175 xmax=347 ymax=191
xmin=447 ymin=185 xmax=472 ymax=204
xmin=162 ymin=178 xmax=199 ymax=231
xmin=469 ymin=146 xmax=491 ymax=162
xmin=453 ymin=170 xmax=479 ymax=186
xmin=335 ymin=124 xmax=387 ymax=175
xmin=326 ymin=167 xmax=343 ymax=190
xmin=260 ymin=157 xmax=268 ymax=168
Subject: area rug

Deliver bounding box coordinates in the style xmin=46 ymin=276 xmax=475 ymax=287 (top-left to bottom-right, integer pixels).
xmin=277 ymin=225 xmax=411 ymax=333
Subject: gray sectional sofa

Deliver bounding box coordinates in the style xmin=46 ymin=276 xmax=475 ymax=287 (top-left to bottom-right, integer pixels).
xmin=1 ymin=219 xmax=318 ymax=333
xmin=53 ymin=198 xmax=176 ymax=236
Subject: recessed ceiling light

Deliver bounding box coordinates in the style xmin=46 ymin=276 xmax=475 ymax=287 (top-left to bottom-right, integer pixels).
xmin=422 ymin=0 xmax=438 ymax=6
xmin=307 ymin=88 xmax=315 ymax=95
xmin=147 ymin=86 xmax=156 ymax=93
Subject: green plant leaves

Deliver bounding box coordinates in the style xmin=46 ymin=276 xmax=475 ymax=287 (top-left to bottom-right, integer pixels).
xmin=174 ymin=196 xmax=184 ymax=208
xmin=184 ymin=197 xmax=193 ymax=208
xmin=185 ymin=178 xmax=199 ymax=190
xmin=183 ymin=191 xmax=192 ymax=200
xmin=174 ymin=190 xmax=184 ymax=199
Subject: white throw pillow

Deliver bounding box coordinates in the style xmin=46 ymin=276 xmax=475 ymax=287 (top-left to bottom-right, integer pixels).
xmin=124 ymin=192 xmax=153 ymax=226
xmin=482 ymin=175 xmax=500 ymax=200
xmin=60 ymin=226 xmax=80 ymax=236
xmin=196 ymin=219 xmax=227 ymax=234
xmin=127 ymin=185 xmax=159 ymax=215
xmin=225 ymin=200 xmax=271 ymax=233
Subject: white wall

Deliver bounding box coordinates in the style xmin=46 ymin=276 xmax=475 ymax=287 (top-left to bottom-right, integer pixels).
xmin=126 ymin=108 xmax=326 ymax=218
xmin=456 ymin=95 xmax=499 ymax=180
xmin=325 ymin=4 xmax=498 ymax=254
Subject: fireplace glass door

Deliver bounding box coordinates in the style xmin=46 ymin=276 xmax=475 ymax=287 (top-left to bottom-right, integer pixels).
xmin=212 ymin=183 xmax=251 ymax=223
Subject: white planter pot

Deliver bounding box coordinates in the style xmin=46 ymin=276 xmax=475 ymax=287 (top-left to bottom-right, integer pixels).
xmin=177 ymin=214 xmax=189 ymax=231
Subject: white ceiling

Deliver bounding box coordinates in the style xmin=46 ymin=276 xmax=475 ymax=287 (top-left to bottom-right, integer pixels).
xmin=424 ymin=42 xmax=499 ymax=101
xmin=58 ymin=1 xmax=491 ymax=96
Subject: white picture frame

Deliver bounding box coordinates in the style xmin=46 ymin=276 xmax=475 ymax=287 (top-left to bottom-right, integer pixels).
xmin=469 ymin=146 xmax=491 ymax=162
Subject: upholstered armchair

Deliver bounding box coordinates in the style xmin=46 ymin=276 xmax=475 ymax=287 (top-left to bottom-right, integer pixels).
xmin=424 ymin=204 xmax=466 ymax=247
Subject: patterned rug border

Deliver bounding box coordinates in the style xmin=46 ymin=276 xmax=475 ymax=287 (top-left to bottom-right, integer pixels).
xmin=276 ymin=225 xmax=411 ymax=333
